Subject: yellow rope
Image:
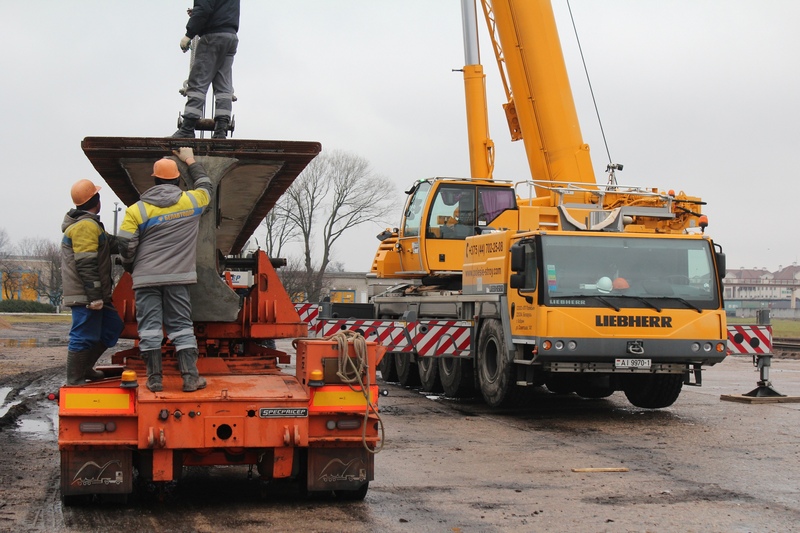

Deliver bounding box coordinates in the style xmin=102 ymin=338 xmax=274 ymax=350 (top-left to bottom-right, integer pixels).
xmin=322 ymin=330 xmax=385 ymax=454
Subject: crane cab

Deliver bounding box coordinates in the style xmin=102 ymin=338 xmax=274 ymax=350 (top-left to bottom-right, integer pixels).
xmin=371 ymin=177 xmax=518 ymax=279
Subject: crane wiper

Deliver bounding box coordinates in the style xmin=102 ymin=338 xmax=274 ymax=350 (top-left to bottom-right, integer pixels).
xmin=650 ymin=296 xmax=703 ymax=313
xmin=555 ymin=294 xmax=620 ymax=312
xmin=610 ymin=294 xmax=662 ymax=312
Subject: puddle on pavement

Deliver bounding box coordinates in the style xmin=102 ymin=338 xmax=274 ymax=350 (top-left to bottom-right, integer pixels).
xmin=0 ymin=337 xmax=68 ymax=348
xmin=0 ymin=386 xmax=21 ymax=418
xmin=17 ymin=417 xmax=56 ymax=440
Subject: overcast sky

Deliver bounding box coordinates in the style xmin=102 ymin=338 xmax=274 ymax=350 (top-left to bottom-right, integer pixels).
xmin=2 ymin=1 xmax=799 ymax=272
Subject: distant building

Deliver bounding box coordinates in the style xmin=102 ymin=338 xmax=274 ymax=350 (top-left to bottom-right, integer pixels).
xmin=723 ymin=263 xmax=800 ymax=317
xmin=0 ymin=256 xmax=51 ymax=303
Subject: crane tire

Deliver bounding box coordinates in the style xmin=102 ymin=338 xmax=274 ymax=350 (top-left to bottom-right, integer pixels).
xmin=439 ymin=357 xmax=475 ymax=398
xmin=476 ymin=318 xmax=520 ymax=407
xmin=395 ymin=353 xmax=420 ymax=387
xmin=378 ymin=352 xmax=398 ymax=382
xmin=623 ymin=374 xmax=683 ymax=408
xmin=418 ymin=357 xmax=443 ymax=393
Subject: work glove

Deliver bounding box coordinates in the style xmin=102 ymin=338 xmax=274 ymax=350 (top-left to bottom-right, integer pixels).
xmin=87 ymin=300 xmax=104 ymax=311
xmin=180 ymin=36 xmax=191 ymax=52
xmin=173 ymin=147 xmax=194 ymax=162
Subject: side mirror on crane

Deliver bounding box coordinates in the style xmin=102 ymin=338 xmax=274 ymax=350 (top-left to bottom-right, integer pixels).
xmin=715 ymin=250 xmax=726 ymax=279
xmin=509 ymin=241 xmax=536 ymax=304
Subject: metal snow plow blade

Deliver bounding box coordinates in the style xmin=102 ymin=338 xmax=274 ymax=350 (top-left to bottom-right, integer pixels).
xmin=81 ymin=137 xmax=321 ymax=256
xmin=82 ymin=137 xmax=321 ymax=322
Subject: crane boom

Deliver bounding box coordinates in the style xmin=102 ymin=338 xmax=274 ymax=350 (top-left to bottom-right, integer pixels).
xmin=480 ymin=0 xmax=595 ymax=190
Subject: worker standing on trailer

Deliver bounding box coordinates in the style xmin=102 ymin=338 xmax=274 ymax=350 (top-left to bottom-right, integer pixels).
xmin=172 ymin=0 xmax=240 ymax=139
xmin=117 ymin=148 xmax=212 ymax=392
xmin=61 ymin=179 xmax=124 ymax=385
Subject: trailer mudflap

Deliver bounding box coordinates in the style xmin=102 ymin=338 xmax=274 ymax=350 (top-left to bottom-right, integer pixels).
xmin=306 ymin=447 xmax=373 ymax=492
xmin=60 ymin=448 xmax=132 ymax=496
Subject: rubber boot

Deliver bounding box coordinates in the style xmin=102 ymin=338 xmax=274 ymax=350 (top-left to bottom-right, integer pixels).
xmin=66 ymin=350 xmax=92 ymax=385
xmin=177 ymin=348 xmax=206 ymax=392
xmin=141 ymin=349 xmax=163 ymax=392
xmin=212 ymin=117 xmax=230 ymax=139
xmin=172 ymin=116 xmax=198 ymax=138
xmin=84 ymin=343 xmax=107 ymax=381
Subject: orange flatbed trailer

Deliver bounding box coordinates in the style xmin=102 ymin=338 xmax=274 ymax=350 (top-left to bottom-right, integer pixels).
xmin=58 ymin=138 xmax=382 ymax=503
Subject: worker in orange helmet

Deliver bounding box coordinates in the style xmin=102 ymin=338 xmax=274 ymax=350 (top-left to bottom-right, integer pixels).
xmin=117 ymin=148 xmax=212 ymax=393
xmin=61 ymin=179 xmax=124 ymax=385
xmin=612 ymin=277 xmax=630 ymax=291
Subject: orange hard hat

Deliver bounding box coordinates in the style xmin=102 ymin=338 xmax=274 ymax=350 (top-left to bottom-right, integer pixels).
xmin=152 ymin=158 xmax=180 ymax=180
xmin=612 ymin=277 xmax=630 ymax=290
xmin=70 ymin=179 xmax=102 ymax=206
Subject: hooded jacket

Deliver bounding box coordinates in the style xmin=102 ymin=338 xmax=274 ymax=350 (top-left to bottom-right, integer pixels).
xmin=185 ymin=0 xmax=240 ymax=38
xmin=117 ymin=162 xmax=212 ymax=289
xmin=61 ymin=210 xmax=116 ymax=307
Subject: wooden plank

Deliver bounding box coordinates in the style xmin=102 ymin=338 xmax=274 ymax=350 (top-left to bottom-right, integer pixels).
xmin=571 ymin=467 xmax=629 ymax=473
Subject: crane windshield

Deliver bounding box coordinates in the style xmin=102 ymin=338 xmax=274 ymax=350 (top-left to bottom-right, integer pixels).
xmin=540 ymin=235 xmax=720 ymax=310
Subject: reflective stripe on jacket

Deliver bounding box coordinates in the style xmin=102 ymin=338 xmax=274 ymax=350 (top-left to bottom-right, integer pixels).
xmin=61 ymin=211 xmax=116 ymax=307
xmin=117 ymin=162 xmax=212 ymax=289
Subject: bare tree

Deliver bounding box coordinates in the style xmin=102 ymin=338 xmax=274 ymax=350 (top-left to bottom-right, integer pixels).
xmin=260 ymin=194 xmax=301 ymax=259
xmin=19 ymin=239 xmax=63 ymax=308
xmin=0 ymin=228 xmax=23 ymax=300
xmin=266 ymin=150 xmax=398 ymax=302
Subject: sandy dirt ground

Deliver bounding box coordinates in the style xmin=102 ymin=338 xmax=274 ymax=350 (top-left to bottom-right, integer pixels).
xmin=2 ymin=319 xmax=800 ymax=532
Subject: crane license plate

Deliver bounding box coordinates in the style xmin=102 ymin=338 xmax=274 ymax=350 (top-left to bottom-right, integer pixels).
xmin=615 ymin=358 xmax=651 ymax=369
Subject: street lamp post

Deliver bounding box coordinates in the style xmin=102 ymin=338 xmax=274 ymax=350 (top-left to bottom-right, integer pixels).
xmin=113 ymin=202 xmax=122 ymax=236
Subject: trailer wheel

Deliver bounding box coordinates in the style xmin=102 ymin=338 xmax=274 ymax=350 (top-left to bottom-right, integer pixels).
xmin=378 ymin=352 xmax=398 ymax=382
xmin=335 ymin=482 xmax=369 ymax=501
xmin=623 ymin=374 xmax=683 ymax=408
xmin=395 ymin=353 xmax=420 ymax=387
xmin=438 ymin=357 xmax=475 ymax=398
xmin=418 ymin=357 xmax=443 ymax=392
xmin=476 ymin=319 xmax=517 ymax=407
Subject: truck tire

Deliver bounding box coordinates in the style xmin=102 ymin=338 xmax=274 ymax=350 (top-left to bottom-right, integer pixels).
xmin=574 ymin=376 xmax=615 ymax=399
xmin=439 ymin=357 xmax=475 ymax=398
xmin=378 ymin=352 xmax=398 ymax=382
xmin=544 ymin=374 xmax=575 ymax=395
xmin=623 ymin=374 xmax=683 ymax=408
xmin=418 ymin=357 xmax=443 ymax=393
xmin=476 ymin=318 xmax=518 ymax=407
xmin=395 ymin=353 xmax=420 ymax=387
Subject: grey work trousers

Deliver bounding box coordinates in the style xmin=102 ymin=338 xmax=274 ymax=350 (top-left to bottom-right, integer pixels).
xmin=135 ymin=285 xmax=197 ymax=352
xmin=183 ymin=32 xmax=239 ymax=120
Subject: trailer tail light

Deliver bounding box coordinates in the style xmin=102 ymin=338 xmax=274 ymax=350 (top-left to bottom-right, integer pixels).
xmin=325 ymin=418 xmax=362 ymax=431
xmin=79 ymin=421 xmax=117 ymax=433
xmin=716 ymin=343 xmax=725 ymax=352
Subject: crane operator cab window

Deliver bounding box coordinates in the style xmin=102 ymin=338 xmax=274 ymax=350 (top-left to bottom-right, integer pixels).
xmin=402 ymin=181 xmax=432 ymax=237
xmin=426 ymin=184 xmax=517 ymax=240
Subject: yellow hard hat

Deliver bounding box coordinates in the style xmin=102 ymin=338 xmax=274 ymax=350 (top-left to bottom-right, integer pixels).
xmin=71 ymin=179 xmax=102 ymax=206
xmin=152 ymin=158 xmax=180 ymax=180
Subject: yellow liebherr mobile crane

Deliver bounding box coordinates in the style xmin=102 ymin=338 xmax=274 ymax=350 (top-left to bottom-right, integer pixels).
xmin=319 ymin=0 xmax=727 ymax=408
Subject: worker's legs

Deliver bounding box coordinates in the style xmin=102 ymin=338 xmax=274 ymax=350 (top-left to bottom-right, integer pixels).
xmin=67 ymin=305 xmax=120 ymax=385
xmin=210 ymin=34 xmax=238 ymax=138
xmin=163 ymin=285 xmax=206 ymax=392
xmin=174 ymin=32 xmax=237 ymax=138
xmin=135 ymin=287 xmax=166 ymax=391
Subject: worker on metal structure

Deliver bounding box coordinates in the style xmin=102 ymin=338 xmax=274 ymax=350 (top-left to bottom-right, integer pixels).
xmin=61 ymin=179 xmax=124 ymax=385
xmin=172 ymin=0 xmax=240 ymax=139
xmin=117 ymin=148 xmax=212 ymax=392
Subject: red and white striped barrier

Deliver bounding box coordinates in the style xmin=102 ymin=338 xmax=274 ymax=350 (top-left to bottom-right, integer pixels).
xmin=314 ymin=318 xmax=473 ymax=357
xmin=727 ymin=325 xmax=772 ymax=355
xmin=294 ymin=303 xmax=319 ymax=335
